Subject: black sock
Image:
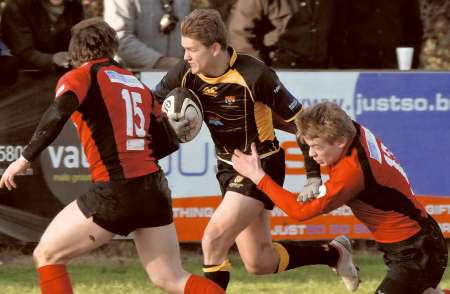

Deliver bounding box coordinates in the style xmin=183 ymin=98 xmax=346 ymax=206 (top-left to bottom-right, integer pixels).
xmin=203 ymin=269 xmax=230 ymax=290
xmin=281 ymin=242 xmax=339 ymax=271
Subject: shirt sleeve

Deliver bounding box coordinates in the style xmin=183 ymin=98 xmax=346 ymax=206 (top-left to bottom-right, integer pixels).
xmin=257 ymin=152 xmax=364 ymax=221
xmin=253 ymin=68 xmax=302 ymax=122
xmin=152 ymin=60 xmax=190 ymax=103
xmin=55 ymin=69 xmax=90 ymax=103
xmin=21 ymin=91 xmax=79 ymax=161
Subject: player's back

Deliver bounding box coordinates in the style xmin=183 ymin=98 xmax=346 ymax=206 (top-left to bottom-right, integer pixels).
xmin=56 ymin=58 xmax=159 ymax=182
xmin=349 ymin=124 xmax=429 ymax=243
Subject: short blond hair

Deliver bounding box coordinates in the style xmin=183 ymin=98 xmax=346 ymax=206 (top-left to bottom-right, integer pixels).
xmin=69 ymin=18 xmax=118 ymax=67
xmin=296 ymin=102 xmax=356 ymax=144
xmin=181 ymin=9 xmax=227 ymax=50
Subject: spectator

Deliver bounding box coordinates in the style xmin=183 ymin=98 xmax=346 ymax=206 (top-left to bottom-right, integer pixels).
xmin=330 ymin=0 xmax=423 ymax=69
xmin=104 ymin=0 xmax=190 ymax=70
xmin=227 ymin=0 xmax=334 ymax=68
xmin=0 ymin=0 xmax=17 ymax=86
xmin=208 ymin=0 xmax=237 ymax=23
xmin=0 ymin=38 xmax=18 ymax=86
xmin=1 ymin=0 xmax=83 ymax=72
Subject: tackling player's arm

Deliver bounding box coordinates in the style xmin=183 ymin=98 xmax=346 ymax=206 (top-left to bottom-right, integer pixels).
xmin=232 ymin=143 xmax=364 ymax=221
xmin=0 ymin=91 xmax=79 ymax=190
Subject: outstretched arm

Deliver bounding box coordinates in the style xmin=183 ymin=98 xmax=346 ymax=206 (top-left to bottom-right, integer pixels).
xmin=232 ymin=143 xmax=364 ymax=221
xmin=0 ymin=91 xmax=79 ymax=190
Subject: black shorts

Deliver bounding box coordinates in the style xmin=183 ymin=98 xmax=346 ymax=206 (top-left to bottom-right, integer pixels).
xmin=376 ymin=217 xmax=448 ymax=294
xmin=77 ymin=170 xmax=173 ymax=236
xmin=216 ymin=149 xmax=285 ymax=210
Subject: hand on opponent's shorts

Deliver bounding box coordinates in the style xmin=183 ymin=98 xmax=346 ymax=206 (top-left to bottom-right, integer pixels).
xmin=297 ymin=177 xmax=322 ymax=203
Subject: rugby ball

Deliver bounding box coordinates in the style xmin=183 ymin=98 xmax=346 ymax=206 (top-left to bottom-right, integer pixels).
xmin=161 ymin=87 xmax=203 ymax=143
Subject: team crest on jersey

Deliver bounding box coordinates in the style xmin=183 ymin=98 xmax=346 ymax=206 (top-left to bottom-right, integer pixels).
xmin=224 ymin=96 xmax=236 ymax=104
xmin=207 ymin=115 xmax=224 ymax=126
xmin=202 ymin=86 xmax=218 ymax=97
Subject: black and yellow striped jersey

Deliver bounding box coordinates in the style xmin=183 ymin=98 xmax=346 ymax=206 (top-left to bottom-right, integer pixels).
xmin=153 ymin=47 xmax=302 ymax=163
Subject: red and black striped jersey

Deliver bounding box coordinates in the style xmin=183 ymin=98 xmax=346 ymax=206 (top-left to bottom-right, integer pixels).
xmin=257 ymin=123 xmax=430 ymax=243
xmin=55 ymin=58 xmax=159 ymax=181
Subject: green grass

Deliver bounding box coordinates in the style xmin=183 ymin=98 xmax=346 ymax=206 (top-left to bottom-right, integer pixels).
xmin=0 ymin=250 xmax=448 ymax=293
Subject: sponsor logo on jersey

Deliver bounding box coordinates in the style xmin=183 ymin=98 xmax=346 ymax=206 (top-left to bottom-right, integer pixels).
xmin=288 ymin=99 xmax=299 ymax=111
xmin=224 ymin=95 xmax=236 ymax=104
xmin=362 ymin=126 xmax=382 ymax=164
xmin=229 ymin=175 xmax=244 ymax=188
xmin=207 ymin=115 xmax=224 ymax=126
xmin=104 ymin=70 xmax=144 ymax=89
xmin=202 ymin=86 xmax=218 ymax=97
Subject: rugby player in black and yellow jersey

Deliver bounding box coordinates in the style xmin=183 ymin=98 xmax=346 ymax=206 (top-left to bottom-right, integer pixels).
xmin=153 ymin=9 xmax=359 ymax=291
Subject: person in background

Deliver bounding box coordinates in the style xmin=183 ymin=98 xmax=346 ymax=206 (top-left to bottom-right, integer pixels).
xmin=232 ymin=102 xmax=448 ymax=294
xmin=0 ymin=37 xmax=18 ymax=86
xmin=0 ymin=18 xmax=224 ymax=294
xmin=1 ymin=0 xmax=83 ymax=72
xmin=104 ymin=0 xmax=190 ymax=70
xmin=0 ymin=0 xmax=17 ymax=86
xmin=227 ymin=0 xmax=334 ymax=69
xmin=208 ymin=0 xmax=237 ymax=24
xmin=329 ymin=0 xmax=423 ymax=69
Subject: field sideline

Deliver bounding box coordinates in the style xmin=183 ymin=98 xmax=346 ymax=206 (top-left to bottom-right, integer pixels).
xmin=0 ymin=245 xmax=448 ymax=293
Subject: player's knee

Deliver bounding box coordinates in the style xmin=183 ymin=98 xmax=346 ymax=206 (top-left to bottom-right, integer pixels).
xmin=202 ymin=230 xmax=226 ymax=253
xmin=148 ymin=272 xmax=175 ymax=292
xmin=242 ymin=243 xmax=278 ymax=275
xmin=243 ymin=260 xmax=274 ymax=275
xmin=33 ymin=243 xmax=65 ymax=267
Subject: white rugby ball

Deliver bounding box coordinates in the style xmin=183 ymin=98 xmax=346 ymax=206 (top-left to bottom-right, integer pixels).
xmin=161 ymin=87 xmax=203 ymax=143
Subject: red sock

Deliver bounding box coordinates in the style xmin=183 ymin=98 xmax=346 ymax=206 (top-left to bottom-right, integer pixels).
xmin=38 ymin=264 xmax=73 ymax=294
xmin=184 ymin=274 xmax=225 ymax=294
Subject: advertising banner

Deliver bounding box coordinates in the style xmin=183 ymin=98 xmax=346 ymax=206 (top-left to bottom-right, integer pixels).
xmin=0 ymin=71 xmax=449 ymax=242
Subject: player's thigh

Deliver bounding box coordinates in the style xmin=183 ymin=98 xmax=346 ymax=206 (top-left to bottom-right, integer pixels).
xmin=204 ymin=191 xmax=265 ymax=241
xmin=35 ymin=201 xmax=114 ymax=265
xmin=133 ymin=223 xmax=187 ymax=280
xmin=235 ymin=210 xmax=277 ymax=266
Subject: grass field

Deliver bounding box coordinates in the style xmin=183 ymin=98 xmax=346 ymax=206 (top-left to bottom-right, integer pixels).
xmin=0 ymin=245 xmax=448 ymax=294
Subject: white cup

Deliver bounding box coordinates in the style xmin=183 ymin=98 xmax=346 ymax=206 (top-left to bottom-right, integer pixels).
xmin=396 ymin=47 xmax=414 ymax=70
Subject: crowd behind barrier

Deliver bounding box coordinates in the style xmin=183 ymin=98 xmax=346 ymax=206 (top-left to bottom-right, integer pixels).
xmin=0 ymin=69 xmax=449 ymax=242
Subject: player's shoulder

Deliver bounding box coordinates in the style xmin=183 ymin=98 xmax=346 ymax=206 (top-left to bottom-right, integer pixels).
xmin=234 ymin=51 xmax=272 ymax=83
xmin=56 ymin=65 xmax=91 ymax=97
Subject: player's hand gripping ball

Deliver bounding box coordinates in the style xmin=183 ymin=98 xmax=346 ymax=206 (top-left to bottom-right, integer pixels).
xmin=162 ymin=87 xmax=203 ymax=142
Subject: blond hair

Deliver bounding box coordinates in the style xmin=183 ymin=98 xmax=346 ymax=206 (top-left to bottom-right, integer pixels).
xmin=296 ymin=102 xmax=356 ymax=144
xmin=68 ymin=18 xmax=118 ymax=67
xmin=181 ymin=9 xmax=227 ymax=50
